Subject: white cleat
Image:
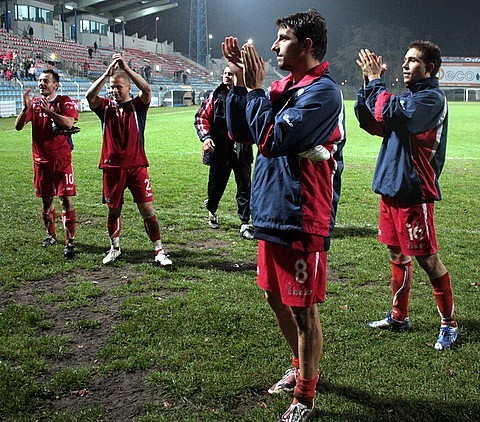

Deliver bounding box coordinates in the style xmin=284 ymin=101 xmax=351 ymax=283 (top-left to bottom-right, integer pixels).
xmin=103 ymin=247 xmax=121 ymax=264
xmin=155 ymin=250 xmax=172 ymax=266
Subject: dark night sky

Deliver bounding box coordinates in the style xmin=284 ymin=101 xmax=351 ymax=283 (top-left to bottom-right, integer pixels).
xmin=127 ymin=0 xmax=480 ymax=60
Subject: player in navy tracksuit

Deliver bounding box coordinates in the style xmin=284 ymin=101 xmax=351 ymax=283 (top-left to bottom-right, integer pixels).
xmin=355 ymin=41 xmax=458 ymax=350
xmin=223 ymin=9 xmax=345 ymax=421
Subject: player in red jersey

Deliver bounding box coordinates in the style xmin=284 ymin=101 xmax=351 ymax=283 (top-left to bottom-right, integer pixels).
xmin=15 ymin=69 xmax=78 ymax=258
xmin=86 ymin=53 xmax=172 ymax=266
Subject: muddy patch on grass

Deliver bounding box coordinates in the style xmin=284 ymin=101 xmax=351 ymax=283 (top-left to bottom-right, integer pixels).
xmin=0 ymin=265 xmax=182 ymax=420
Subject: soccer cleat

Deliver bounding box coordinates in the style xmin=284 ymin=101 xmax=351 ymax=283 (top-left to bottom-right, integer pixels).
xmin=279 ymin=401 xmax=316 ymax=422
xmin=154 ymin=249 xmax=173 ymax=266
xmin=42 ymin=236 xmax=57 ymax=247
xmin=268 ymin=368 xmax=297 ymax=394
xmin=103 ymin=247 xmax=121 ymax=264
xmin=63 ymin=244 xmax=76 ymax=258
xmin=208 ymin=211 xmax=219 ymax=229
xmin=368 ymin=312 xmax=410 ymax=330
xmin=240 ymin=224 xmax=254 ymax=240
xmin=434 ymin=325 xmax=459 ymax=350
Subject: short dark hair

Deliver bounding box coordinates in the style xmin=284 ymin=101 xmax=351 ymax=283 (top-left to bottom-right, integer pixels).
xmin=276 ymin=9 xmax=327 ymax=61
xmin=42 ymin=68 xmax=60 ymax=83
xmin=409 ymin=40 xmax=442 ymax=77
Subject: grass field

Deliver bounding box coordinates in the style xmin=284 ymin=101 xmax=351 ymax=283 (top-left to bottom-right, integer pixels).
xmin=0 ymin=101 xmax=479 ymax=421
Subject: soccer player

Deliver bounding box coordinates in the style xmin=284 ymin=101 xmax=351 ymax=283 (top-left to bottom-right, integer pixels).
xmin=86 ymin=53 xmax=172 ymax=266
xmin=194 ymin=66 xmax=254 ymax=239
xmin=15 ymin=69 xmax=78 ymax=258
xmin=354 ymin=41 xmax=459 ymax=350
xmin=223 ymin=9 xmax=345 ymax=421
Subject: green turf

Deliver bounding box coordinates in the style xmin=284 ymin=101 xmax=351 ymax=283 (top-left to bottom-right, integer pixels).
xmin=0 ymin=102 xmax=479 ymax=421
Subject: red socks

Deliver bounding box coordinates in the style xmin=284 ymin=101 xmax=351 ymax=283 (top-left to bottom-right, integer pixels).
xmin=390 ymin=259 xmax=412 ymax=321
xmin=42 ymin=208 xmax=56 ymax=238
xmin=107 ymin=215 xmax=121 ymax=247
xmin=431 ymin=272 xmax=457 ymax=326
xmin=293 ymin=373 xmax=319 ymax=408
xmin=62 ymin=209 xmax=76 ymax=244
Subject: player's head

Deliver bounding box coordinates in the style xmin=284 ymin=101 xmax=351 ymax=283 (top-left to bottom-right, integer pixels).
xmin=109 ymin=70 xmax=131 ymax=103
xmin=222 ymin=66 xmax=234 ymax=87
xmin=38 ymin=69 xmax=60 ymax=98
xmin=407 ymin=40 xmax=442 ymax=77
xmin=402 ymin=40 xmax=442 ymax=85
xmin=273 ymin=9 xmax=327 ymax=64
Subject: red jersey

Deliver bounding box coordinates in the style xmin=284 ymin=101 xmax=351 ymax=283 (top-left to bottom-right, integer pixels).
xmin=25 ymin=95 xmax=78 ymax=163
xmin=94 ymin=96 xmax=150 ymax=169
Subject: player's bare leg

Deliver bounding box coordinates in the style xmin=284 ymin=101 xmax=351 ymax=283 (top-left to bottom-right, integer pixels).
xmin=265 ymin=291 xmax=300 ymax=394
xmin=137 ymin=202 xmax=172 ymax=265
xmin=103 ymin=207 xmax=122 ymax=264
xmin=277 ymin=304 xmax=321 ymax=420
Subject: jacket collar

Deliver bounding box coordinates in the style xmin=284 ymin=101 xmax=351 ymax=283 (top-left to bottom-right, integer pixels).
xmin=270 ymin=62 xmax=330 ymax=105
xmin=407 ymin=77 xmax=439 ymax=93
xmin=214 ymin=83 xmax=231 ymax=95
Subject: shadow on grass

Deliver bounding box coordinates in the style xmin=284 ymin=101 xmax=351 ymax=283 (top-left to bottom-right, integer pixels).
xmin=456 ymin=318 xmax=480 ymax=347
xmin=319 ymin=380 xmax=480 ymax=421
xmin=172 ymin=247 xmax=257 ymax=273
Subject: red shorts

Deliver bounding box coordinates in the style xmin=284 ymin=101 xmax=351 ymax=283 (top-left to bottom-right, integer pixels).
xmin=378 ymin=197 xmax=438 ymax=256
xmin=102 ymin=167 xmax=154 ymax=208
xmin=257 ymin=240 xmax=327 ymax=307
xmin=34 ymin=157 xmax=76 ymax=198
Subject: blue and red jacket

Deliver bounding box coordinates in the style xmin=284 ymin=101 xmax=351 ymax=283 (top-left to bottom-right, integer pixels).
xmin=355 ymin=77 xmax=448 ymax=203
xmin=226 ymin=63 xmax=346 ymax=250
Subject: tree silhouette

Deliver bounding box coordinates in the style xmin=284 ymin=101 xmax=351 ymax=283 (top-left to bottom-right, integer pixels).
xmin=331 ymin=23 xmax=412 ymax=91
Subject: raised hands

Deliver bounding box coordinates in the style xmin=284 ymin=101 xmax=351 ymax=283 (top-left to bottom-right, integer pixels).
xmin=356 ymin=49 xmax=387 ymax=83
xmin=22 ymin=88 xmax=33 ymax=109
xmin=242 ymin=43 xmax=265 ymax=91
xmin=222 ymin=37 xmax=265 ymax=90
xmin=222 ymin=37 xmax=243 ymax=76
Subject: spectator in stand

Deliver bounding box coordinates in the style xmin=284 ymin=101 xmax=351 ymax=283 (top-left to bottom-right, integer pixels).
xmin=88 ymin=47 xmax=94 ymax=59
xmin=28 ymin=63 xmax=36 ymax=81
xmin=83 ymin=61 xmax=90 ymax=78
xmin=28 ymin=25 xmax=34 ymax=42
xmin=94 ymin=41 xmax=98 ymax=54
xmin=144 ymin=65 xmax=152 ymax=84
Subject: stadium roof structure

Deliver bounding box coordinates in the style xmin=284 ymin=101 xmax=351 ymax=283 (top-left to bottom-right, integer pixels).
xmin=50 ymin=0 xmax=178 ymax=24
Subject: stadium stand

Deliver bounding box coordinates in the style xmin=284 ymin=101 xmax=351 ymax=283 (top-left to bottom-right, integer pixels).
xmin=0 ymin=26 xmax=219 ymax=114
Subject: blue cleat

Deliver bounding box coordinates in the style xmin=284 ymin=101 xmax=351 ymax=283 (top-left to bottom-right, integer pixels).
xmin=434 ymin=325 xmax=459 ymax=350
